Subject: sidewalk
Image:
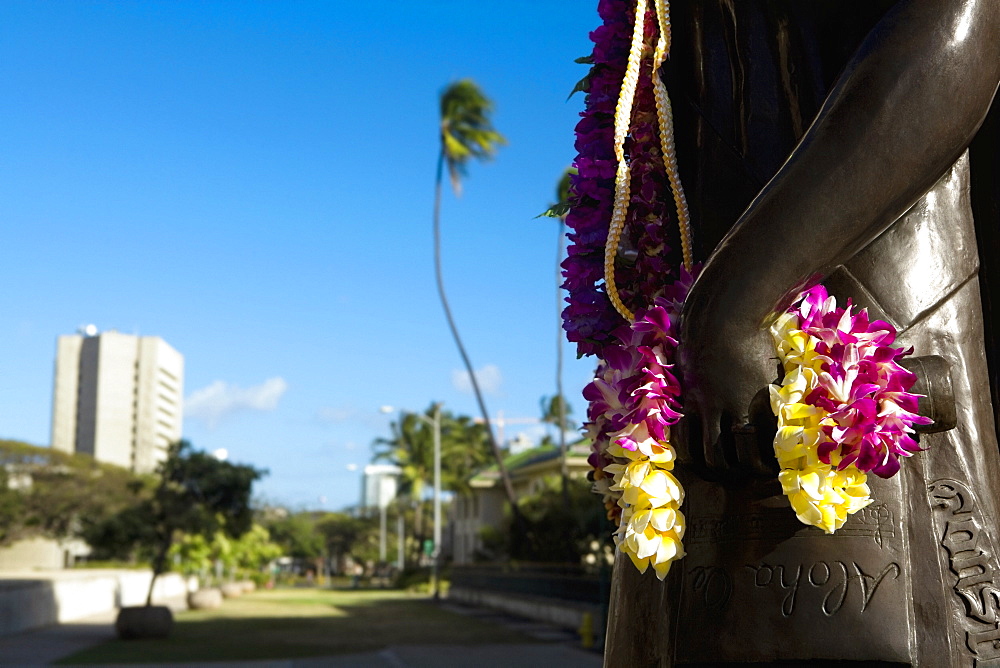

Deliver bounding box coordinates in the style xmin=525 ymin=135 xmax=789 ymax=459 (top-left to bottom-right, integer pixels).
xmin=0 ymin=604 xmax=603 ymax=667
xmin=56 ymin=645 xmax=601 ymax=668
xmin=0 ymin=609 xmax=117 ymax=666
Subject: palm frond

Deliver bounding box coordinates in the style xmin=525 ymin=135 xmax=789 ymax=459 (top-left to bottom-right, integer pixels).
xmin=439 ymin=79 xmax=507 ymax=196
xmin=535 ymin=167 xmax=578 ymax=219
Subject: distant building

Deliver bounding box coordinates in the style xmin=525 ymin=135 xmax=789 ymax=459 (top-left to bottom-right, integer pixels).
xmin=51 ymin=329 xmax=184 ymax=473
xmin=360 ymin=464 xmax=400 ymax=515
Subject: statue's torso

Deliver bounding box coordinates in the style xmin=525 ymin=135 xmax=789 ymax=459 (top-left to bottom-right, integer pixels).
xmin=671 ymin=0 xmax=897 ymax=255
xmin=608 ymin=3 xmax=1000 ymax=665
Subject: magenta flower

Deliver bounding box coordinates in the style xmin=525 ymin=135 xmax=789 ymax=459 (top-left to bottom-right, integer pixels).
xmin=785 ymin=286 xmax=931 ymax=479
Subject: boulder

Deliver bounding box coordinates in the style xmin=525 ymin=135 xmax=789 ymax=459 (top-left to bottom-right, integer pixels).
xmin=220 ymin=582 xmax=244 ymax=598
xmin=187 ymin=588 xmax=223 ymax=610
xmin=115 ymin=606 xmax=173 ymax=640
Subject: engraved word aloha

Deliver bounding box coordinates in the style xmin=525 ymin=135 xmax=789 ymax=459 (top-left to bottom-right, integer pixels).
xmin=746 ymin=560 xmax=900 ymax=617
xmin=689 ymin=566 xmax=732 ymax=610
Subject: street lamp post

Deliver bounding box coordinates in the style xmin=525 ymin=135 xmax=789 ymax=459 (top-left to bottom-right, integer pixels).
xmin=397 ymin=502 xmax=405 ymax=571
xmin=430 ymin=403 xmax=442 ymax=600
xmin=379 ymin=504 xmax=387 ymax=562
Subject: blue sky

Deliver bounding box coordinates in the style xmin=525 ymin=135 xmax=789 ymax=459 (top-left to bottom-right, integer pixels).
xmin=0 ymin=1 xmax=601 ymax=509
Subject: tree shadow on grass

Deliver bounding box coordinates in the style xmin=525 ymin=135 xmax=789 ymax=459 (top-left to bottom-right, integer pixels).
xmin=56 ymin=592 xmax=537 ymax=665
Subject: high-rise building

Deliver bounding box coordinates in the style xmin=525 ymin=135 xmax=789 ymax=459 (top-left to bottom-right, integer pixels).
xmin=51 ymin=329 xmax=184 ymax=473
xmin=360 ymin=464 xmax=400 ymax=515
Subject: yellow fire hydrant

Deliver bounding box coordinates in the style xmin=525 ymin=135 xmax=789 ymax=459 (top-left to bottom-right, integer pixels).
xmin=579 ymin=612 xmax=595 ymax=649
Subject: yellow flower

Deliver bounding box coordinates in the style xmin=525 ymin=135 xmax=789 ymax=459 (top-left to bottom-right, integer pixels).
xmin=770 ymin=302 xmax=874 ymax=533
xmin=607 ymin=432 xmax=686 ymax=581
xmin=779 ymin=466 xmax=872 ymax=533
xmin=770 ymin=313 xmax=820 ymax=373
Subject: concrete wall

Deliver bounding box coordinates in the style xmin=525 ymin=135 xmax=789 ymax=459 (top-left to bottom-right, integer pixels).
xmin=449 ymin=586 xmax=599 ymax=632
xmin=0 ymin=538 xmax=64 ymax=571
xmin=0 ymin=570 xmax=196 ymax=636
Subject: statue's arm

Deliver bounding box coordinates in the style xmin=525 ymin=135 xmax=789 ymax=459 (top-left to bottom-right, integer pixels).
xmin=680 ymin=0 xmax=1000 ymax=473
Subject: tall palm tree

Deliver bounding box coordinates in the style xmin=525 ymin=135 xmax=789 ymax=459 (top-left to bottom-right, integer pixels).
xmin=434 ymin=80 xmax=520 ymax=516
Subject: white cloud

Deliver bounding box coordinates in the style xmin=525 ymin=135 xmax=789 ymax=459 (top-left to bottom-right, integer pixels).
xmin=185 ymin=377 xmax=288 ymax=428
xmin=451 ymin=364 xmax=503 ymax=396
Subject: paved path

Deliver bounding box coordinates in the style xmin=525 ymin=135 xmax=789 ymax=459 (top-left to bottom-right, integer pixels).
xmin=0 ymin=603 xmax=603 ymax=667
xmin=0 ymin=610 xmax=117 ymax=666
xmin=57 ymin=645 xmax=601 ymax=668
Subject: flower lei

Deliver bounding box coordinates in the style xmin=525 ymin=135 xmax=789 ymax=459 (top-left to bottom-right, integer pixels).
xmin=562 ymin=0 xmax=689 ymax=357
xmin=585 ymin=285 xmax=690 ymax=579
xmin=567 ymin=0 xmax=692 ymax=580
xmin=566 ymin=0 xmax=928 ymax=579
xmin=769 ymin=285 xmax=930 ymax=533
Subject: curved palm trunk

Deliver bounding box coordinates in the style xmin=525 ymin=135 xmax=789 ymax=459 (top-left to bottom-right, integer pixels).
xmin=556 ymin=217 xmax=570 ymax=506
xmin=433 ymin=151 xmax=521 ymax=520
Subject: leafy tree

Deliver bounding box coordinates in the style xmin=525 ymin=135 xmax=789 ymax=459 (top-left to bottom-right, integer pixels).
xmin=0 ymin=439 xmax=144 ymax=548
xmin=434 ymin=80 xmax=520 ymax=518
xmin=540 ymin=395 xmax=574 ymax=434
xmin=315 ymin=512 xmax=372 ymax=571
xmin=169 ymin=532 xmax=213 ymax=577
xmin=260 ymin=510 xmax=380 ymax=575
xmin=170 ymin=524 xmax=281 ymax=584
xmin=86 ymin=440 xmax=265 ymax=605
xmin=374 ymin=406 xmax=492 ymax=495
xmin=0 ymin=467 xmax=26 ymax=546
xmin=223 ymin=524 xmax=283 ymax=577
xmin=231 ymin=524 xmax=283 ymax=571
xmin=497 ymin=476 xmax=611 ymax=563
xmin=264 ymin=511 xmax=325 ymax=560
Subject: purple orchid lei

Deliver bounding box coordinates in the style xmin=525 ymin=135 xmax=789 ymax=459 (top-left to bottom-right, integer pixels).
xmin=584 ymin=288 xmax=686 ymax=517
xmin=562 ymin=0 xmax=685 ymax=358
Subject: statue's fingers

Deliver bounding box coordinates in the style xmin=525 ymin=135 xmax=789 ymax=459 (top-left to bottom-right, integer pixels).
xmin=700 ymin=409 xmax=728 ymax=475
xmin=746 ymin=386 xmax=780 ymax=477
xmin=733 ymin=423 xmax=766 ymax=473
xmin=672 ymin=414 xmax=695 ymax=466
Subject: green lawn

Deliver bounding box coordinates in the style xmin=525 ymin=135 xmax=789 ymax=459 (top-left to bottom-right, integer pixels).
xmin=59 ymin=588 xmax=534 ymax=664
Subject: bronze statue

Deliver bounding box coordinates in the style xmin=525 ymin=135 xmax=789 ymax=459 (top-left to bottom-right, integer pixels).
xmin=600 ymin=1 xmax=1000 ymax=665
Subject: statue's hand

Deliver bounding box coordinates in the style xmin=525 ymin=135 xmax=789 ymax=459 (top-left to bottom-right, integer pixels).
xmin=676 ymin=301 xmax=779 ymax=479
